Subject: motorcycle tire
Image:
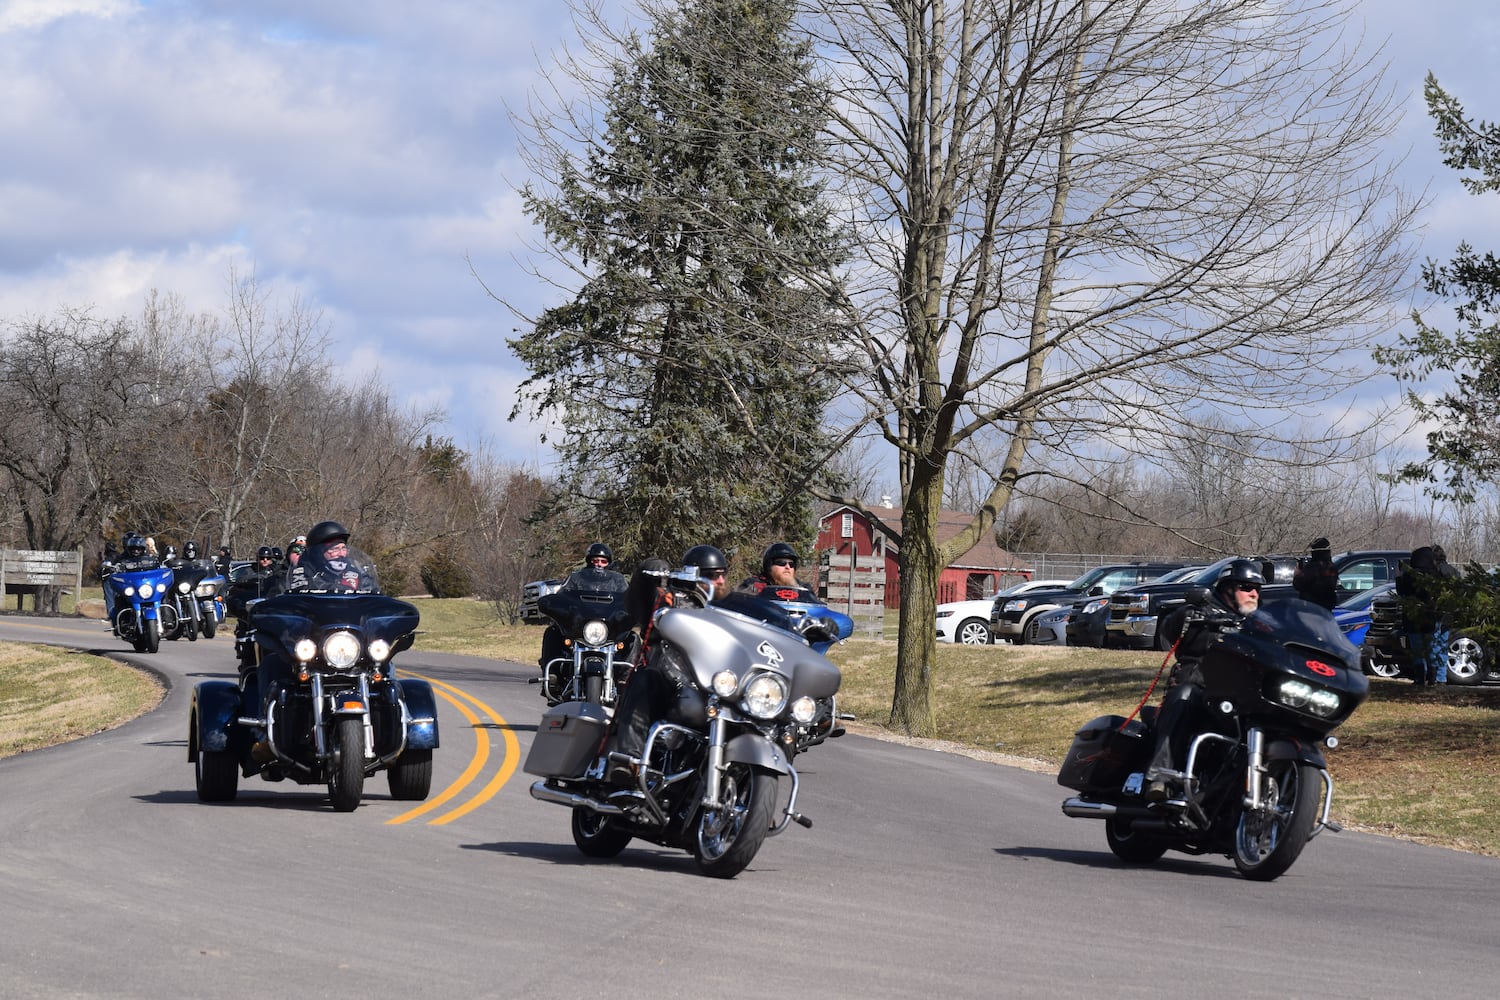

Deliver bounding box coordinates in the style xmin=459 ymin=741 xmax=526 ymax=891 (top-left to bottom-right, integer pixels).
xmin=328 ymin=717 xmax=366 ymax=812
xmin=694 ymin=763 xmax=776 ymax=879
xmin=387 ymin=749 xmax=433 ymax=801
xmin=1104 ymin=817 xmax=1168 ymax=864
xmin=571 ymin=807 xmax=632 ymax=858
xmin=584 ymin=674 xmax=604 ymax=704
xmin=194 ymin=737 xmax=239 ymax=803
xmin=1233 ymin=759 xmax=1320 ymax=881
xmin=143 ymin=617 xmax=161 ymax=654
xmin=185 ymin=614 xmax=198 ymax=642
xmin=201 ymin=614 xmax=217 ymax=640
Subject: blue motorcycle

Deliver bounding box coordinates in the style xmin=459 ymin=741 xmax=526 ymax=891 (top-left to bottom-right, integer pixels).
xmin=105 ymin=565 xmax=175 ymax=653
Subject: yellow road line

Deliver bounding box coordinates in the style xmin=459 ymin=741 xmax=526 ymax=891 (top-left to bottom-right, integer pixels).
xmin=386 ymin=671 xmax=519 ymax=826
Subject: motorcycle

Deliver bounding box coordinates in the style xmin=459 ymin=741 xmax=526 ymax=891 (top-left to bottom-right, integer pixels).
xmin=1057 ymin=592 xmax=1369 ymax=880
xmin=163 ymin=558 xmax=227 ymax=641
xmin=534 ymin=587 xmax=640 ymax=708
xmin=104 ymin=564 xmax=176 ymax=654
xmin=188 ymin=545 xmax=439 ymax=811
xmin=524 ymin=566 xmax=845 ymax=878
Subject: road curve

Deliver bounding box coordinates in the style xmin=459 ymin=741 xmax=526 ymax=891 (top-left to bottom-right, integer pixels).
xmin=0 ymin=613 xmax=1495 ymax=999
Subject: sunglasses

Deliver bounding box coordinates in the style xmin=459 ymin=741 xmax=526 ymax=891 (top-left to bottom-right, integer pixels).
xmin=1231 ymin=582 xmax=1261 ymax=593
xmin=771 ymin=559 xmax=797 ymax=568
xmin=702 ymin=568 xmax=727 ymax=579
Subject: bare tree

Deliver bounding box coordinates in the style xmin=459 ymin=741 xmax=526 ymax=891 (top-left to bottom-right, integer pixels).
xmin=802 ymin=0 xmax=1418 ymax=733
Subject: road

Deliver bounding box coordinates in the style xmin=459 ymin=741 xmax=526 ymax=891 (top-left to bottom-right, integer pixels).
xmin=0 ymin=613 xmax=1495 ymax=999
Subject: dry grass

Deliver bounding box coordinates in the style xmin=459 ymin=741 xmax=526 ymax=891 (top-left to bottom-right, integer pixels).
xmin=0 ymin=643 xmax=164 ymax=758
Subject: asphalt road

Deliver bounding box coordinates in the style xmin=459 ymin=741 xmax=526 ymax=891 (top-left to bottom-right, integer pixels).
xmin=0 ymin=612 xmax=1496 ymax=999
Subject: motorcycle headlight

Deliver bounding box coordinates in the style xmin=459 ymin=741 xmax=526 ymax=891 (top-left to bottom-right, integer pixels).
xmin=323 ymin=631 xmax=362 ymax=669
xmin=368 ymin=638 xmax=391 ymax=662
xmin=743 ymin=674 xmax=787 ymax=719
xmin=1276 ymin=679 xmax=1341 ymax=718
xmin=124 ymin=585 xmax=137 ymax=598
xmin=139 ymin=583 xmax=155 ymax=598
xmin=294 ymin=638 xmax=318 ymax=662
xmin=194 ymin=582 xmax=218 ymax=597
xmin=790 ymin=696 xmax=818 ymax=724
xmin=582 ymin=620 xmax=609 ymax=645
xmin=712 ymin=670 xmax=739 ymax=698
xmin=177 ymin=581 xmax=191 ymax=594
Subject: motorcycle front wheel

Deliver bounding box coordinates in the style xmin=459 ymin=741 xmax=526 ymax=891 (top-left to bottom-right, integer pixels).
xmin=201 ymin=613 xmax=217 ymax=639
xmin=694 ymin=763 xmax=776 ymax=878
xmin=143 ymin=617 xmax=161 ymax=654
xmin=328 ymin=716 xmax=366 ymax=812
xmin=1233 ymin=760 xmax=1320 ymax=881
xmin=571 ymin=807 xmax=632 ymax=857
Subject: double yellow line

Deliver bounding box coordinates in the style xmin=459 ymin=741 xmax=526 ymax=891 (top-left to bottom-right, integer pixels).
xmin=386 ymin=671 xmax=519 ymax=826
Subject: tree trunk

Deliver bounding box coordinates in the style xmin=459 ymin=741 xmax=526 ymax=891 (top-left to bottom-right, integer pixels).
xmin=890 ymin=469 xmax=944 ymax=735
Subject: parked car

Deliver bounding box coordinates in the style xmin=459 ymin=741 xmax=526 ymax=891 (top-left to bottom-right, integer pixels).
xmin=936 ymin=579 xmax=1070 ymax=644
xmin=1103 ymin=550 xmax=1405 ymax=651
xmin=520 ymin=577 xmax=565 ymax=624
xmin=991 ymin=563 xmax=1188 ymax=645
xmin=1363 ymin=586 xmax=1500 ymax=686
xmin=1028 ymin=605 xmax=1073 ymax=645
xmin=1332 ymin=582 xmax=1393 ymax=647
xmin=1065 ymin=566 xmax=1206 ymax=647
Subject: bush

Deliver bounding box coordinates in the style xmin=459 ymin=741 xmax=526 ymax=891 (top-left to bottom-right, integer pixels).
xmin=419 ymin=547 xmax=473 ymax=599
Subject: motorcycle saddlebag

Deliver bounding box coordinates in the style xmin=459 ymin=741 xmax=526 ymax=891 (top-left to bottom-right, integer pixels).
xmin=523 ymin=701 xmax=610 ymax=778
xmin=1056 ymin=714 xmax=1150 ymax=792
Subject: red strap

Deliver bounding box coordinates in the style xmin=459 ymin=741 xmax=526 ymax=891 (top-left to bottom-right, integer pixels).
xmin=1122 ymin=636 xmax=1181 ymax=729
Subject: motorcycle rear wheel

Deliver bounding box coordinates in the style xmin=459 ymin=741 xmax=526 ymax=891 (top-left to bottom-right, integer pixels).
xmin=387 ymin=749 xmax=433 ymax=800
xmin=694 ymin=763 xmax=776 ymax=878
xmin=1105 ymin=817 xmax=1168 ymax=864
xmin=1233 ymin=760 xmax=1319 ymax=880
xmin=571 ymin=807 xmax=632 ymax=857
xmin=328 ymin=717 xmax=366 ymax=812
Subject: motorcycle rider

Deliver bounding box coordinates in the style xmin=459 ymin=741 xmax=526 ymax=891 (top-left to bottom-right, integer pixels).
xmin=1292 ymin=537 xmax=1338 ymax=610
xmin=286 ymin=535 xmax=307 ymax=567
xmin=214 ymin=545 xmax=233 ymax=578
xmin=1144 ymin=558 xmax=1264 ymax=803
xmin=102 ymin=532 xmax=160 ymax=623
xmin=286 ymin=521 xmax=375 ymax=592
xmin=737 ymin=541 xmax=803 ymax=596
xmin=598 ymin=544 xmax=729 ymax=783
xmin=537 ymin=542 xmax=629 ymax=672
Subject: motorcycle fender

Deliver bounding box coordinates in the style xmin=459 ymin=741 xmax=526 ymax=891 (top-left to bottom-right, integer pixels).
xmin=141 ymin=602 xmax=159 ymax=621
xmin=398 ymin=678 xmax=440 ymax=750
xmin=723 ymin=733 xmax=790 ymax=776
xmin=191 ymin=680 xmax=243 ymax=757
xmin=1265 ymin=737 xmax=1326 ymax=770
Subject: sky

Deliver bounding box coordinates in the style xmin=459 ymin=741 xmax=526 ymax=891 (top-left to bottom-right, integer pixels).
xmin=2 ymin=0 xmax=1499 ymax=476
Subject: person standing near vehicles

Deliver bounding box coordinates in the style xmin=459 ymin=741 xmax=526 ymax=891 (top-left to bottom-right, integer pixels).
xmin=1292 ymin=537 xmax=1338 ymax=610
xmin=1398 ymin=546 xmax=1447 ymax=687
xmin=1144 ymin=559 xmax=1264 ymax=803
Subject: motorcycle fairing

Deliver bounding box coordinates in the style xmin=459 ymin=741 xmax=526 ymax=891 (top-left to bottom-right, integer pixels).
xmin=654 ymin=607 xmax=841 ymax=699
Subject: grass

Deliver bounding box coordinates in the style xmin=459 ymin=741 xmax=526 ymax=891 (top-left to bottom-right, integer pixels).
xmin=0 ymin=643 xmax=164 ymax=758
xmin=9 ymin=596 xmax=1499 ymax=856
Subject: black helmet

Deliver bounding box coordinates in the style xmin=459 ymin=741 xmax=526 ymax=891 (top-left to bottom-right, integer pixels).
xmin=123 ymin=532 xmax=146 ymax=557
xmin=585 ymin=542 xmax=613 ymax=565
xmin=307 ymin=520 xmax=350 ymax=546
xmin=271 ymin=546 xmax=283 ymax=561
xmin=256 ymin=545 xmax=275 ymax=561
xmin=1216 ymin=559 xmax=1264 ymax=593
xmin=761 ymin=541 xmax=799 ymax=576
xmin=183 ymin=541 xmax=199 ymax=559
xmin=682 ymin=544 xmax=727 ymax=574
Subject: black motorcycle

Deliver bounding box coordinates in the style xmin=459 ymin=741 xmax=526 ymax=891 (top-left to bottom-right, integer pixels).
xmin=1058 ymin=592 xmax=1369 ymax=880
xmin=163 ymin=557 xmax=227 ymax=641
xmin=189 ymin=545 xmax=439 ymax=811
xmin=524 ymin=567 xmax=844 ymax=878
xmin=534 ymin=587 xmax=640 ymax=707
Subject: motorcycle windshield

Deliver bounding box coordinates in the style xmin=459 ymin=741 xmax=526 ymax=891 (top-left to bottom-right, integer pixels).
xmin=715 ymin=590 xmax=855 ymax=645
xmin=537 ymin=589 xmax=633 ymax=636
xmin=1240 ymin=597 xmax=1360 ymax=668
xmin=251 ymin=591 xmax=421 ymax=648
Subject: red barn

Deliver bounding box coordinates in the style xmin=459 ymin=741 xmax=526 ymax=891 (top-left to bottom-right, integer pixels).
xmin=815 ymin=502 xmax=1032 ymax=609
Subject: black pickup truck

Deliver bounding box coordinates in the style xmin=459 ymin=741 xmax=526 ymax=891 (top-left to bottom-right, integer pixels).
xmin=1103 ymin=550 xmax=1406 ymax=651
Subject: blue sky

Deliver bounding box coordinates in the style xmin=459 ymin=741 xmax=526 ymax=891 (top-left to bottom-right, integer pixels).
xmin=1 ymin=0 xmax=1497 ymax=474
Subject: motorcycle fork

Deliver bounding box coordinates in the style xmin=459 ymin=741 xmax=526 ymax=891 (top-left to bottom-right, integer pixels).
xmin=702 ymin=715 xmax=728 ymax=809
xmin=1242 ymin=727 xmax=1267 ymax=811
xmin=311 ymin=673 xmax=374 ymax=761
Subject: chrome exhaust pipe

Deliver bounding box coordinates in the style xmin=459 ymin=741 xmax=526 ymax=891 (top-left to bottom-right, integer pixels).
xmin=1061 ymin=797 xmax=1118 ymax=819
xmin=529 ymin=780 xmax=627 ymax=815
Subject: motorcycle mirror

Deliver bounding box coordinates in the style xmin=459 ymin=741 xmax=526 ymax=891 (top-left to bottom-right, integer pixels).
xmin=1183 ymin=585 xmax=1212 ymax=607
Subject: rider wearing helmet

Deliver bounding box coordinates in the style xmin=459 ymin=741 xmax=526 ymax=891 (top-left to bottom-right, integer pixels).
xmin=681 ymin=543 xmax=729 ymax=599
xmin=182 ymin=541 xmax=200 ymax=561
xmin=538 ymin=542 xmax=630 ymax=670
xmin=737 ymin=541 xmax=801 ymax=596
xmin=288 ymin=520 xmax=374 ymax=592
xmin=114 ymin=532 xmax=161 ymax=572
xmin=1145 ymin=558 xmax=1265 ymax=803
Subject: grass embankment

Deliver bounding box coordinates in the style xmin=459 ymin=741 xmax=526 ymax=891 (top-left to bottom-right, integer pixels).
xmin=9 ymin=596 xmax=1497 ymax=855
xmin=0 ymin=643 xmax=163 ymax=757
